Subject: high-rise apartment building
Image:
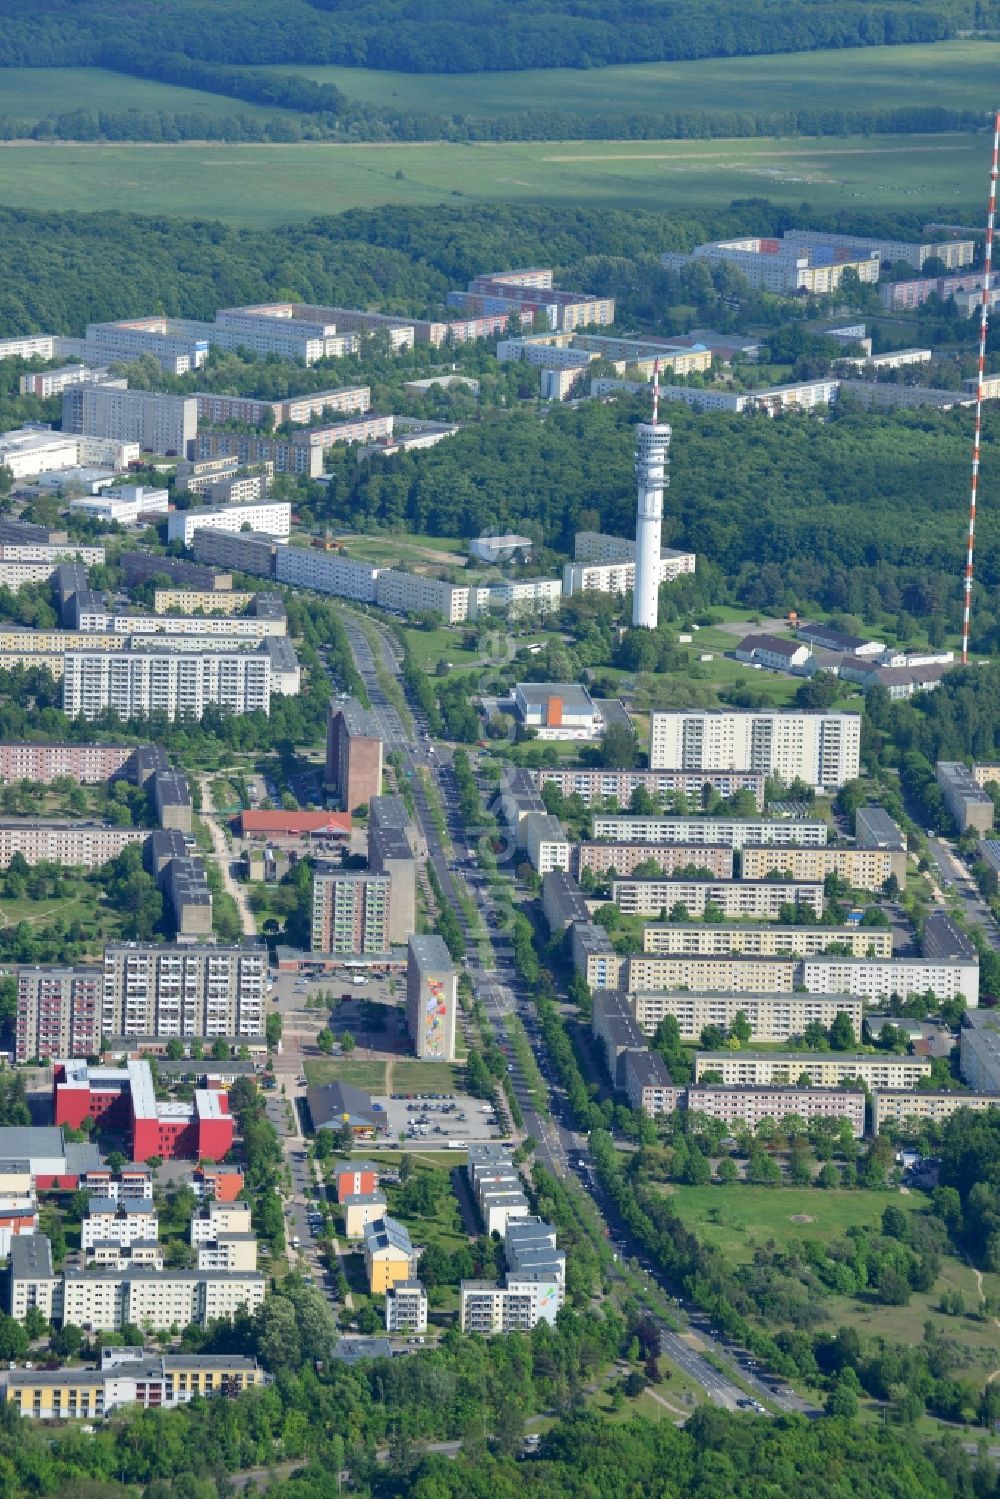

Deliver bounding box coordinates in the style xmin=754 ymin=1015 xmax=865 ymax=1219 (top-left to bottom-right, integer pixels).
xmin=63 ymin=386 xmax=197 ymax=458
xmin=310 ymin=868 xmax=391 ymax=955
xmin=406 ymin=935 xmax=457 ymax=1062
xmin=326 ymin=697 xmax=383 ymax=812
xmin=368 ymin=796 xmax=416 ymax=946
xmin=100 ymin=943 xmax=267 ymax=1043
xmin=16 ymin=967 xmax=103 ymax=1064
xmin=62 ymin=647 xmax=271 ymax=722
xmin=649 ymin=709 xmax=861 ymax=789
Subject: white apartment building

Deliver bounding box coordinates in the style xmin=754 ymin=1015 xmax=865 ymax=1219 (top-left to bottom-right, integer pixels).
xmin=801 ymin=955 xmax=979 ymax=1008
xmin=623 ymin=954 xmax=796 ymax=994
xmin=482 ymin=577 xmax=563 ymax=615
xmin=190 ymin=1203 xmax=253 ymax=1245
xmin=195 ymin=1237 xmax=258 ymax=1272
xmin=62 ymin=647 xmax=271 ymax=722
xmin=459 ymin=1275 xmax=561 ymax=1333
xmin=562 ymin=550 xmax=696 ymax=597
xmin=61 ymin=1268 xmax=265 ymax=1331
xmin=113 ymin=613 xmax=275 ymax=641
xmin=0 ymin=430 xmax=83 ymax=480
xmin=70 ymin=488 xmax=169 ymax=527
xmin=523 ymin=813 xmax=572 ymax=874
xmin=590 ymin=815 xmax=828 ymax=849
xmin=611 ymin=877 xmax=824 ymax=919
xmin=0 ymin=334 xmax=59 ymax=360
xmin=81 ymin=1201 xmax=159 ymax=1251
xmin=641 ymin=922 xmax=892 ymax=959
xmin=167 ymin=500 xmax=291 ymax=547
xmin=649 ymin=709 xmax=861 ymax=789
xmin=662 ymin=238 xmax=880 ymax=294
xmin=20 ymin=365 xmax=116 ymax=399
xmin=385 ymin=1280 xmax=428 ymax=1335
xmin=101 ymin=944 xmax=266 ymax=1042
xmin=694 ymin=1051 xmax=932 ymax=1089
xmin=629 ymin=989 xmax=862 ymax=1043
xmin=274 ymin=546 xmax=380 ymax=602
xmin=0 ymin=822 xmax=143 ymax=870
xmin=872 ymin=1089 xmax=1000 ymax=1133
xmin=782 ymin=228 xmax=974 ymax=270
xmin=83 ymin=320 xmax=210 ymax=374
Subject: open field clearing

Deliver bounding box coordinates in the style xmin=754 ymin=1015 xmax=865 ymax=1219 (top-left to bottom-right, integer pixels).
xmin=0 ymin=67 xmax=290 ymax=125
xmin=0 ymin=132 xmax=990 ymax=225
xmin=269 ymin=39 xmax=1000 ymax=120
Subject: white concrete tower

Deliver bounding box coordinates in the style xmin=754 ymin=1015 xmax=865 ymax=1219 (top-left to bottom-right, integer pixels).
xmin=632 ymin=364 xmax=671 ymax=629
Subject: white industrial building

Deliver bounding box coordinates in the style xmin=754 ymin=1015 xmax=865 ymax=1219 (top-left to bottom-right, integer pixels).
xmin=513 ymin=681 xmax=601 ymax=740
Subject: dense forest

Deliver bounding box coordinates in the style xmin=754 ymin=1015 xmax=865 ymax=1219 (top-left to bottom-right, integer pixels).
xmin=0 ymin=0 xmax=972 ymax=73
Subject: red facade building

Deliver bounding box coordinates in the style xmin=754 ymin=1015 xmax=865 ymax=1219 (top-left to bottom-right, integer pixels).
xmin=53 ymin=1059 xmax=233 ymax=1163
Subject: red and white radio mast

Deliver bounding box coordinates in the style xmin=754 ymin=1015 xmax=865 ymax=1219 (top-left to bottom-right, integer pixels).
xmin=961 ymin=109 xmax=1000 ymax=665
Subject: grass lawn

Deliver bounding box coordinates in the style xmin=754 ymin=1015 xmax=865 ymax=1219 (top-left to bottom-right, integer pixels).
xmin=389 ymin=1059 xmax=463 ymax=1094
xmin=266 ymin=40 xmax=1000 ymax=122
xmin=0 ymin=131 xmax=991 ymax=226
xmin=663 ymin=1183 xmax=923 ymax=1262
xmin=399 ymin=625 xmax=480 ymax=673
xmin=304 ymin=1057 xmax=390 ymax=1091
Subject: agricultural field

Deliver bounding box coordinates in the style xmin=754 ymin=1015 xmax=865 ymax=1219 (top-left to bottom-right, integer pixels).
xmin=0 ymin=67 xmax=292 ymax=126
xmin=0 ymin=131 xmax=989 ymax=227
xmin=269 ymin=40 xmax=1000 ymax=121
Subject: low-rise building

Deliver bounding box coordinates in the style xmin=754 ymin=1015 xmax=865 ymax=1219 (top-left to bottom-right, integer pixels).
xmin=0 ymin=1348 xmax=265 ymax=1420
xmin=734 ymin=633 xmax=813 ymax=672
xmin=512 ymin=682 xmax=600 ymax=740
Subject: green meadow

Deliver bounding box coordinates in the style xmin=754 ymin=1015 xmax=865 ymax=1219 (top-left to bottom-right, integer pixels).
xmin=0 ymin=132 xmax=989 ymax=226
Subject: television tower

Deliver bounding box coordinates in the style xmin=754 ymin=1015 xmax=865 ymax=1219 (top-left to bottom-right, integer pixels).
xmin=961 ymin=108 xmax=1000 ymax=665
xmin=632 ymin=361 xmax=672 ymax=629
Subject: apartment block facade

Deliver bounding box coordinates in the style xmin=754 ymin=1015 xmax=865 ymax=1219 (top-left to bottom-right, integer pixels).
xmin=0 ymin=821 xmax=144 ymax=870
xmin=693 ymin=1051 xmax=932 ymax=1089
xmin=740 ymin=845 xmax=898 ymax=891
xmin=16 ymin=966 xmax=102 ymax=1064
xmin=64 ymin=387 xmax=197 ymax=457
xmin=575 ymin=842 xmax=735 ymax=879
xmin=610 ymin=877 xmax=825 ymax=919
xmin=326 ymin=697 xmax=383 ymax=812
xmin=648 ymin=709 xmax=861 ymax=789
xmin=167 ymin=500 xmax=291 ymax=548
xmin=801 ymin=955 xmax=979 ymax=1007
xmin=872 ymin=1089 xmax=1000 ymax=1133
xmin=687 ymin=1084 xmax=866 ymax=1137
xmin=641 ymin=923 xmax=892 ymax=959
xmin=62 ymin=648 xmax=271 ymax=722
xmin=590 ymin=815 xmax=828 ymax=849
xmin=624 ymin=954 xmax=797 ymax=995
xmin=533 ymin=765 xmax=766 ymax=810
xmin=630 ymin=989 xmax=863 ymax=1043
xmin=406 ymin=934 xmax=457 ymax=1062
xmin=101 ymin=942 xmax=267 ymax=1042
xmin=310 ymin=869 xmax=391 ymax=955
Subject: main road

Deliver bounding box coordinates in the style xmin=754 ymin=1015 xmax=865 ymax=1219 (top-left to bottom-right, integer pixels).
xmin=334 ymin=605 xmax=818 ymax=1415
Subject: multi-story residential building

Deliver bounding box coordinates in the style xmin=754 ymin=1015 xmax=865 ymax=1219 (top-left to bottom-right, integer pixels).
xmin=459 ymin=1275 xmax=561 ymax=1333
xmin=562 ymin=548 xmax=696 ymax=598
xmin=629 ymin=989 xmax=862 ymax=1043
xmin=575 ymin=842 xmax=735 ymax=879
xmin=9 ymin=1234 xmax=62 ymax=1324
xmin=62 ymin=645 xmax=271 ymax=722
xmin=623 ymin=1049 xmax=683 ymax=1117
xmin=166 ymin=500 xmax=290 ymax=548
xmin=368 ymin=796 xmax=416 ymax=945
xmin=195 ymin=421 xmax=391 ymax=478
xmin=274 ymin=545 xmax=380 ymax=602
xmin=193 ymin=387 xmax=370 ymax=426
xmin=113 ymin=612 xmax=280 ymax=641
xmin=922 ymin=909 xmax=979 ymax=964
xmin=541 ymin=869 xmax=592 ymax=934
xmin=960 ymin=1010 xmax=1000 ymax=1091
xmin=693 ymin=1051 xmax=932 ymax=1089
xmin=189 ymin=1202 xmax=253 ymax=1245
xmin=523 ymin=813 xmax=573 ymax=874
xmin=100 ymin=942 xmax=266 ymax=1043
xmin=406 ymin=934 xmax=457 ymax=1062
xmin=533 ymin=765 xmax=766 ymax=810
xmin=81 ymin=1199 xmax=158 ymax=1251
xmin=19 ymin=365 xmax=116 ymax=399
xmin=1 ymin=1348 xmax=265 ymax=1420
xmin=385 ymin=1280 xmax=428 ymax=1334
xmin=0 ymin=334 xmax=59 ymax=360
xmin=589 ymin=815 xmax=825 ymax=850
xmin=641 ymin=923 xmax=892 ymax=958
xmin=373 ymin=569 xmax=471 ymax=623
xmin=740 ymin=845 xmax=898 ymax=891
xmin=123 ymin=552 xmax=226 ymax=592
xmin=191 ymin=528 xmax=284 ymax=577
xmin=363 ymin=1217 xmax=415 ymax=1294
xmin=326 ymin=696 xmax=383 ymax=812
xmin=800 ymin=955 xmax=979 ymax=1007
xmin=153 ymin=590 xmax=253 ymax=616
xmin=570 ymin=921 xmax=625 ymax=990
xmin=623 ymin=955 xmax=797 ymax=995
xmin=649 ymin=709 xmax=861 ymax=788
xmin=610 ymin=877 xmax=825 ymax=919
xmin=662 ymin=238 xmax=879 ymax=294
xmin=0 ymin=821 xmax=144 ymax=870
xmin=781 ymin=228 xmax=974 ymax=270
xmin=686 ymin=1084 xmax=866 ymax=1137
xmin=872 ymin=1089 xmax=1000 ymax=1133
xmin=310 ymin=867 xmax=391 ymax=955
xmin=63 ymin=387 xmax=197 ymax=458
xmin=61 ymin=1265 xmax=265 ymax=1331
xmin=936 ymin=760 xmax=995 ymax=834
xmin=16 ymin=966 xmax=102 ymax=1064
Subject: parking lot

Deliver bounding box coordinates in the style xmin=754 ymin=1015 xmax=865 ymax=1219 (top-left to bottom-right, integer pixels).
xmin=373 ymin=1092 xmax=504 ymax=1145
